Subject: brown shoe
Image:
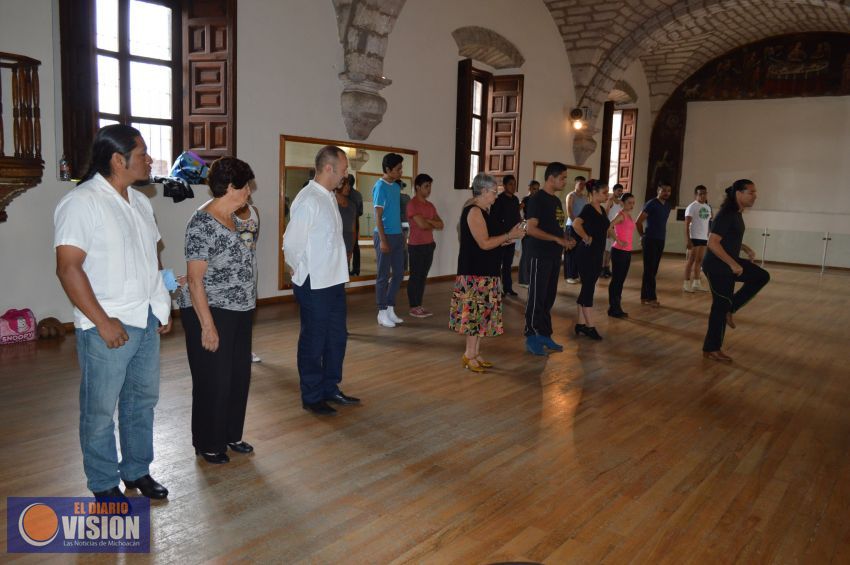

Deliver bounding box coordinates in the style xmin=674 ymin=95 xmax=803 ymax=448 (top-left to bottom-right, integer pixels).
xmin=703 ymin=350 xmax=733 ymax=363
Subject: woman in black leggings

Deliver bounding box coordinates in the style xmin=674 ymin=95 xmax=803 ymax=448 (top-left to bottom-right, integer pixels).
xmin=571 ymin=179 xmax=610 ymax=340
xmin=702 ymin=179 xmax=770 ymax=362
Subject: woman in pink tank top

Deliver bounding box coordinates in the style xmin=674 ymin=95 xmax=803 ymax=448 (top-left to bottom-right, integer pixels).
xmin=607 ymin=193 xmax=636 ymax=318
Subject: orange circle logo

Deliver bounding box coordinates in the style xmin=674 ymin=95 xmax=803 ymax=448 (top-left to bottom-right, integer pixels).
xmin=18 ymin=503 xmax=59 ymax=547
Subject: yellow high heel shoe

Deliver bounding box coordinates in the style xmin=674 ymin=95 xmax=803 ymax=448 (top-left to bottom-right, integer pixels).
xmin=462 ymin=355 xmax=486 ymax=373
xmin=475 ymin=356 xmax=494 ymax=368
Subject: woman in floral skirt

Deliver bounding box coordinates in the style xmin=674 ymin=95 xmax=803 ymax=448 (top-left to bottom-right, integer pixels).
xmin=450 ymin=173 xmax=525 ymax=372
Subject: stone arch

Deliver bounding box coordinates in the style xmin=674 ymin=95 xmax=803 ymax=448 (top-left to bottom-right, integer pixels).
xmin=583 ymin=0 xmax=850 ymax=117
xmin=333 ymin=0 xmax=407 ymax=140
xmin=451 ymin=26 xmax=525 ymax=69
xmin=543 ymin=0 xmax=850 ymax=163
xmin=608 ymin=80 xmax=638 ymax=104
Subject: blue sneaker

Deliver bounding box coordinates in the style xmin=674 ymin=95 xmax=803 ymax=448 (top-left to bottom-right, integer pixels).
xmin=540 ymin=336 xmax=564 ymax=352
xmin=525 ymin=335 xmax=547 ymax=356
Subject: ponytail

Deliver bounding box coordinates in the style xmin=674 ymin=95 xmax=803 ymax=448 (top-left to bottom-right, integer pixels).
xmin=720 ymin=179 xmax=753 ymax=213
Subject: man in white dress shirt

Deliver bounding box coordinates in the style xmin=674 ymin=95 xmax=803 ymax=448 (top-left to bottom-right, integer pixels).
xmin=54 ymin=124 xmax=171 ymax=500
xmin=283 ymin=146 xmax=361 ymax=416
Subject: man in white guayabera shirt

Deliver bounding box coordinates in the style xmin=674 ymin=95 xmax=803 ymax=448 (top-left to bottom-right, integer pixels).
xmin=54 ymin=124 xmax=171 ymax=501
xmin=283 ymin=145 xmax=362 ymax=416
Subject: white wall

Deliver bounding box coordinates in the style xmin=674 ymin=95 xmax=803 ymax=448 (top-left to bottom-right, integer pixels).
xmin=678 ymin=97 xmax=850 ymax=266
xmin=0 ymin=0 xmax=581 ymax=322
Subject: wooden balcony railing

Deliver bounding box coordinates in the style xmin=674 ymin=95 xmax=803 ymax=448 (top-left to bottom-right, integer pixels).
xmin=0 ymin=52 xmax=44 ymax=223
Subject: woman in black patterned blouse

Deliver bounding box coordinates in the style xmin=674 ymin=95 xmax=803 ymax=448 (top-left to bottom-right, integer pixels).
xmin=178 ymin=157 xmax=257 ymax=464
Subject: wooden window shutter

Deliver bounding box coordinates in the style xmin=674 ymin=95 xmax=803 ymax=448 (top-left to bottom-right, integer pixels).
xmin=454 ymin=59 xmax=473 ymax=190
xmin=485 ymin=75 xmax=523 ymax=184
xmin=59 ymin=0 xmax=98 ymax=179
xmin=182 ymin=0 xmax=236 ymax=162
xmin=618 ymin=109 xmax=637 ymax=192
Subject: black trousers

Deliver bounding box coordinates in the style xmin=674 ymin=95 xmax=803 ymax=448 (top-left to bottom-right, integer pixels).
xmin=563 ymin=226 xmax=579 ymax=279
xmin=703 ymin=259 xmax=769 ymax=351
xmin=500 ymin=244 xmax=516 ymax=293
xmin=576 ymin=245 xmax=603 ymax=307
xmin=640 ymin=236 xmax=665 ymax=300
xmin=351 ymin=221 xmax=361 ymax=275
xmin=293 ymin=278 xmax=347 ymax=404
xmin=524 ymin=255 xmax=560 ymax=337
xmin=518 ymin=237 xmax=531 ymax=285
xmin=182 ymin=306 xmax=253 ymax=454
xmin=608 ymin=248 xmax=632 ymax=314
xmin=407 ymin=242 xmax=435 ymax=308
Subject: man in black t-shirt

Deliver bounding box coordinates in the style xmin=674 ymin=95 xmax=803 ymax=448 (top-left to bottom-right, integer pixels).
xmin=523 ymin=162 xmax=575 ymax=355
xmin=490 ymin=174 xmax=522 ymax=296
xmin=701 ymin=180 xmax=769 ymax=362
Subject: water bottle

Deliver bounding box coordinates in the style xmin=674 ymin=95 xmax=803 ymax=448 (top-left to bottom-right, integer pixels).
xmin=59 ymin=155 xmax=71 ymax=181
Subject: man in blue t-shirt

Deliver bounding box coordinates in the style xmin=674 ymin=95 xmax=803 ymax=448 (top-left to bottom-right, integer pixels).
xmin=373 ymin=153 xmax=406 ymax=328
xmin=635 ymin=182 xmax=672 ymax=306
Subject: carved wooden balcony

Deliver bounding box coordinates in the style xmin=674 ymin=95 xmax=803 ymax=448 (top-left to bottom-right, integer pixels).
xmin=0 ymin=52 xmax=44 ymax=223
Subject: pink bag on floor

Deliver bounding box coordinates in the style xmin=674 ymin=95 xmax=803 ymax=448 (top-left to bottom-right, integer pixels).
xmin=0 ymin=309 xmax=37 ymax=344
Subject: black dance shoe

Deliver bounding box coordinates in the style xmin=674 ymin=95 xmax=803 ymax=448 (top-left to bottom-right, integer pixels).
xmin=123 ymin=474 xmax=168 ymax=499
xmin=227 ymin=441 xmax=254 ymax=453
xmin=92 ymin=486 xmax=128 ymax=501
xmin=303 ymin=401 xmax=338 ymax=415
xmin=326 ymin=391 xmax=361 ymax=406
xmin=195 ymin=450 xmax=230 ymax=464
xmin=576 ymin=324 xmax=603 ymax=340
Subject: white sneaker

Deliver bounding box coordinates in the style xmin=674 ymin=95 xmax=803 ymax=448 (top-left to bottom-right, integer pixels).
xmin=251 ymin=352 xmax=262 ymax=363
xmin=377 ymin=309 xmax=396 ymax=328
xmin=386 ymin=306 xmax=404 ymax=324
xmin=683 ymin=280 xmax=694 ymax=293
xmin=692 ymin=280 xmax=709 ymax=292
xmin=566 ymin=278 xmax=579 ymax=284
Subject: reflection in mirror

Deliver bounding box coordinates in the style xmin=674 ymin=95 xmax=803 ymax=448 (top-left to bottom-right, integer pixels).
xmin=279 ymin=135 xmax=418 ymax=289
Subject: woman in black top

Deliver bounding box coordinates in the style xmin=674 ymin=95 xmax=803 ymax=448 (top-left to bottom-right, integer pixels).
xmin=702 ymin=179 xmax=769 ymax=362
xmin=450 ymin=173 xmax=525 ymax=372
xmin=571 ymin=179 xmax=610 ymax=340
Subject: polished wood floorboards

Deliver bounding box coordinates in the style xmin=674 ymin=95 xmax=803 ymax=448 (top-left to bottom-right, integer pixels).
xmin=2 ymin=259 xmax=849 ymax=564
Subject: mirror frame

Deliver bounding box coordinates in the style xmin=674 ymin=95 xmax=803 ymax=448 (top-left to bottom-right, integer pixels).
xmin=278 ymin=134 xmax=419 ymax=289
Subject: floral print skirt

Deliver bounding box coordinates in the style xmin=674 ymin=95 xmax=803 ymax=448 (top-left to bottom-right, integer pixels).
xmin=449 ymin=275 xmax=504 ymax=337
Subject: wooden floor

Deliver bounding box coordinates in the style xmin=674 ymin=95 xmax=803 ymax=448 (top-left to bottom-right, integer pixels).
xmin=2 ymin=258 xmax=850 ymax=564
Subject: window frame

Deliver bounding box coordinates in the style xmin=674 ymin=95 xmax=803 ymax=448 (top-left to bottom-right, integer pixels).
xmin=95 ymin=0 xmax=181 ymax=137
xmin=469 ymin=70 xmax=489 ymax=187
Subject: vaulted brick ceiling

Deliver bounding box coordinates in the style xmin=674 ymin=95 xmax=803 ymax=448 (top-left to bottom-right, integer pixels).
xmin=542 ymin=0 xmax=850 ymax=115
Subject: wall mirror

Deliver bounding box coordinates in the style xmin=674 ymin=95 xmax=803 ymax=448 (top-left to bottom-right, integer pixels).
xmin=278 ymin=135 xmax=418 ymax=289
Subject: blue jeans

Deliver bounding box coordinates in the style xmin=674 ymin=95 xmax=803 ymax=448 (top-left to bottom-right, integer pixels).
xmin=374 ymin=232 xmax=405 ymax=309
xmin=293 ymin=278 xmax=347 ymax=404
xmin=75 ymin=308 xmax=161 ymax=492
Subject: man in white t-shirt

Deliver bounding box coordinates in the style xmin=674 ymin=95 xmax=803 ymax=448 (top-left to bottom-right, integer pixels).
xmin=683 ymin=185 xmax=712 ymax=292
xmin=54 ymin=125 xmax=171 ymax=500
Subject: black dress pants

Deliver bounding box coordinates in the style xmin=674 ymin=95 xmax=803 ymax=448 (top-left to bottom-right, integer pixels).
xmin=703 ymin=259 xmax=769 ymax=351
xmin=518 ymin=237 xmax=530 ymax=285
xmin=407 ymin=242 xmax=435 ymax=308
xmin=524 ymin=255 xmax=560 ymax=337
xmin=608 ymin=248 xmax=631 ymax=314
xmin=351 ymin=221 xmax=360 ymax=275
xmin=182 ymin=306 xmax=254 ymax=454
xmin=640 ymin=236 xmax=665 ymax=300
xmin=500 ymin=244 xmax=516 ymax=293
